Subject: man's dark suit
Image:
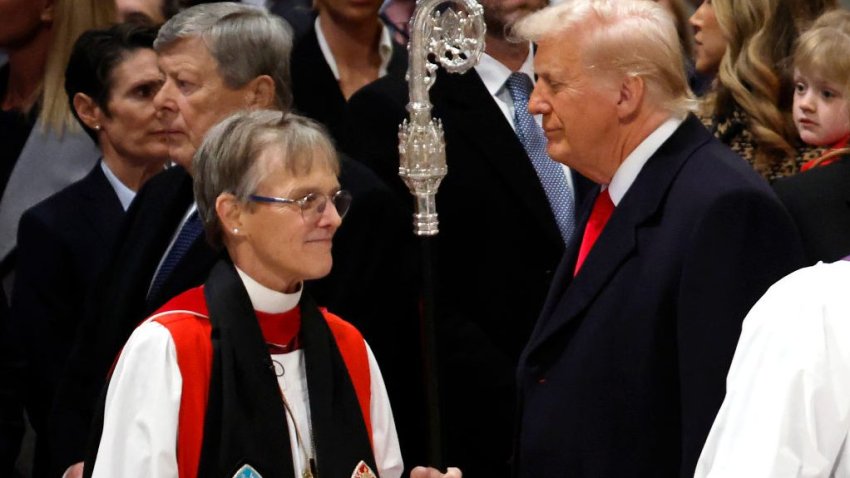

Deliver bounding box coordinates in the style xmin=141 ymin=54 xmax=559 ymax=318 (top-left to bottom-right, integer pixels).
xmin=515 ymin=116 xmax=805 ymax=478
xmin=5 ymin=164 xmax=123 ymax=477
xmin=290 ymin=22 xmax=406 ymax=142
xmin=773 ymin=155 xmax=850 ymax=264
xmin=345 ymin=68 xmax=593 ymax=476
xmin=47 ymin=166 xmax=220 ymax=475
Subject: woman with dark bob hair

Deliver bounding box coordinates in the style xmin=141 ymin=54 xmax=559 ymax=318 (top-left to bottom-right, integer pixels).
xmin=86 ymin=110 xmax=404 ymax=478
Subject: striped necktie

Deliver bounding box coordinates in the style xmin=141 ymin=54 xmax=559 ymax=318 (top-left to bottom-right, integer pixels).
xmin=148 ymin=210 xmax=203 ymax=301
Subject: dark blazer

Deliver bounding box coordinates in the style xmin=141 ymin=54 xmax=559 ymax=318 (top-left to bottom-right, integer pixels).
xmin=773 ymin=155 xmax=850 ymax=264
xmin=515 ymin=116 xmax=805 ymax=478
xmin=5 ymin=164 xmax=123 ymax=477
xmin=290 ymin=22 xmax=407 ymax=142
xmin=268 ymin=0 xmax=314 ymax=41
xmin=344 ymin=68 xmax=594 ymax=476
xmin=48 ymin=166 xmax=220 ymax=474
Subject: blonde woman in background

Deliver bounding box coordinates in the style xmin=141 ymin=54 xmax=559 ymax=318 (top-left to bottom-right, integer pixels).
xmin=0 ymin=0 xmax=114 ymax=300
xmin=690 ymin=0 xmax=836 ymax=182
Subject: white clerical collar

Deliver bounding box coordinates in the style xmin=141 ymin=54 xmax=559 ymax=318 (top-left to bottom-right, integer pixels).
xmin=100 ymin=160 xmax=135 ymax=211
xmin=235 ymin=266 xmax=302 ymax=313
xmin=314 ymin=16 xmax=394 ymax=80
xmin=475 ymin=46 xmax=535 ymax=98
xmin=607 ymin=116 xmax=684 ymax=206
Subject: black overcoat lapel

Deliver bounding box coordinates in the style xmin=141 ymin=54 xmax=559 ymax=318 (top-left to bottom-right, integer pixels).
xmin=523 ymin=116 xmax=713 ymax=360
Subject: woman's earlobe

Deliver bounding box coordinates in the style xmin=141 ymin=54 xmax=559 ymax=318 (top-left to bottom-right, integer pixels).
xmin=73 ymin=93 xmax=103 ymax=131
xmin=215 ymin=193 xmax=245 ymax=235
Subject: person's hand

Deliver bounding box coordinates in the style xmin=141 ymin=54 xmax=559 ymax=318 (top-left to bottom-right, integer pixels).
xmin=410 ymin=466 xmax=462 ymax=478
xmin=63 ymin=462 xmax=84 ymax=478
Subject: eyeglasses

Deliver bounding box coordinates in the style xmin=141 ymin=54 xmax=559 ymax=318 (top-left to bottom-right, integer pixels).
xmin=248 ymin=190 xmax=353 ymax=222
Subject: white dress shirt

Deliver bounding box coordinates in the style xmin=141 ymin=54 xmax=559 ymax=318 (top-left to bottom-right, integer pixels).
xmin=607 ymin=115 xmax=684 ymax=205
xmin=100 ymin=160 xmax=135 ymax=211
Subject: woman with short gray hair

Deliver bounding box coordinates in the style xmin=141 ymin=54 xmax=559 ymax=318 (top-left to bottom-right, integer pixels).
xmin=86 ymin=110 xmax=404 ymax=478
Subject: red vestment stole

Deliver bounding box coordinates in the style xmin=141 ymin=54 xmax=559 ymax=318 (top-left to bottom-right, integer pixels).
xmin=149 ymin=286 xmax=373 ymax=478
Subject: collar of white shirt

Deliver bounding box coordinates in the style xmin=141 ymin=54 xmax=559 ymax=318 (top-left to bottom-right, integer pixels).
xmin=475 ymin=46 xmax=536 ymax=100
xmin=314 ymin=16 xmax=394 ymax=80
xmin=607 ymin=116 xmax=685 ymax=206
xmin=236 ymin=266 xmax=302 ymax=313
xmin=100 ymin=160 xmax=136 ymax=211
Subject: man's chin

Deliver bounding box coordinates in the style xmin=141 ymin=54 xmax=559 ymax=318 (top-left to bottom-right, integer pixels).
xmin=168 ymin=145 xmax=197 ymax=171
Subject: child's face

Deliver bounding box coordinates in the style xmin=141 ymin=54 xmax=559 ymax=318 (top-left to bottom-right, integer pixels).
xmin=793 ymin=69 xmax=850 ymax=147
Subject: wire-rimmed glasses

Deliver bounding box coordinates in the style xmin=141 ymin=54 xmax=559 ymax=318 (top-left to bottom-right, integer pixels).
xmin=248 ymin=190 xmax=353 ymax=222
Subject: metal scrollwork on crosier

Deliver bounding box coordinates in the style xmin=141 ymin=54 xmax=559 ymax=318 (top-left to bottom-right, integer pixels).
xmin=399 ymin=0 xmax=486 ymax=235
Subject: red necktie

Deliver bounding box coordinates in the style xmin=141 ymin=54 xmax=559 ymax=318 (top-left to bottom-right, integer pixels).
xmin=574 ymin=190 xmax=615 ymax=276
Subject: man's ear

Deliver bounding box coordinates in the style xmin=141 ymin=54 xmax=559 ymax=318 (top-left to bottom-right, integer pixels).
xmin=616 ymin=75 xmax=645 ymax=121
xmin=245 ymin=75 xmax=276 ymax=110
xmin=73 ymin=93 xmax=104 ymax=132
xmin=216 ymin=193 xmax=244 ymax=235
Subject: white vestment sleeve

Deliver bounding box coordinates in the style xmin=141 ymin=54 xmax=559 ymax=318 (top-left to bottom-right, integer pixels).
xmin=366 ymin=343 xmax=404 ymax=478
xmin=695 ymin=262 xmax=850 ymax=478
xmin=90 ymin=321 xmax=182 ymax=478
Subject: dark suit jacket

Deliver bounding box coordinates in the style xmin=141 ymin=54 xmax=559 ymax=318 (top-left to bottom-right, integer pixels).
xmin=773 ymin=155 xmax=850 ymax=264
xmin=48 ymin=166 xmax=220 ymax=474
xmin=4 ymin=164 xmax=123 ymax=477
xmin=344 ymin=68 xmax=594 ymax=476
xmin=268 ymin=0 xmax=314 ymax=41
xmin=290 ymin=23 xmax=407 ymax=142
xmin=515 ymin=116 xmax=805 ymax=478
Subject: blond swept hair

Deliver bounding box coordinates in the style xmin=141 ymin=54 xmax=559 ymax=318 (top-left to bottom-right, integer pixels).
xmin=793 ymin=9 xmax=850 ymax=96
xmin=41 ymin=0 xmax=115 ymax=135
xmin=710 ymin=0 xmax=836 ymax=172
xmin=792 ymin=9 xmax=850 ymax=160
xmin=512 ymin=0 xmax=696 ymax=116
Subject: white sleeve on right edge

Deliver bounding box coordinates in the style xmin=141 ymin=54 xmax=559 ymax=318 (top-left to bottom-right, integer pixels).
xmin=90 ymin=321 xmax=182 ymax=478
xmin=695 ymin=262 xmax=850 ymax=478
xmin=366 ymin=342 xmax=404 ymax=478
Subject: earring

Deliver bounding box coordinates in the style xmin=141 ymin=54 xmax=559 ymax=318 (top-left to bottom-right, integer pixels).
xmin=232 ymin=227 xmax=239 ymax=234
xmin=94 ymin=124 xmax=101 ymax=131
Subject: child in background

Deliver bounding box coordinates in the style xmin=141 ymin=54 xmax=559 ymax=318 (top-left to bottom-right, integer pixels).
xmin=793 ymin=9 xmax=850 ymax=171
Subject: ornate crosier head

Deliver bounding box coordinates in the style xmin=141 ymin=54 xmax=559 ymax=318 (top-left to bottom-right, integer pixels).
xmin=399 ymin=0 xmax=486 ymax=236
